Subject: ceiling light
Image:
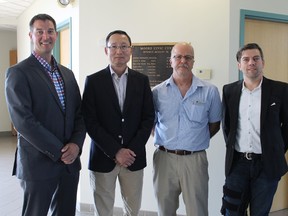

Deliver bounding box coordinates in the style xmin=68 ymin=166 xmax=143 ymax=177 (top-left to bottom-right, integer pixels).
xmin=58 ymin=0 xmax=70 ymax=6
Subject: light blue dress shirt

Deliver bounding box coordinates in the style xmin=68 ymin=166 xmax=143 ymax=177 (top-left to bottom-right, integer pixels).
xmin=152 ymin=75 xmax=222 ymax=151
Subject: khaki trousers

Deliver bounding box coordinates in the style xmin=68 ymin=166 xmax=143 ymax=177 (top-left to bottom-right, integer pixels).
xmin=153 ymin=148 xmax=209 ymax=216
xmin=90 ymin=165 xmax=143 ymax=216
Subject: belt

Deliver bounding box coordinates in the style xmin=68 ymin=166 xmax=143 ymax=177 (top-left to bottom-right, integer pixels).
xmin=158 ymin=146 xmax=204 ymax=156
xmin=234 ymin=151 xmax=262 ymax=161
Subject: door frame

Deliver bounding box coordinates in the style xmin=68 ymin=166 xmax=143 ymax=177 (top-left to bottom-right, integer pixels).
xmin=53 ymin=17 xmax=72 ymax=69
xmin=239 ymin=9 xmax=288 ymax=79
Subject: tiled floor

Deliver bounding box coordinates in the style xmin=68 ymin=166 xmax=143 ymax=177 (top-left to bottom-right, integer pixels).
xmin=0 ymin=135 xmax=22 ymax=216
xmin=0 ymin=134 xmax=288 ymax=216
xmin=0 ymin=134 xmax=93 ymax=216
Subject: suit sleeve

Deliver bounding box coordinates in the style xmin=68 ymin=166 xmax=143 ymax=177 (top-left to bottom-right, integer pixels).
xmin=125 ymin=75 xmax=155 ymax=155
xmin=82 ymin=75 xmax=122 ymax=158
xmin=59 ymin=66 xmax=86 ymax=152
xmin=5 ymin=66 xmax=63 ymax=162
xmin=281 ymin=84 xmax=288 ymax=152
xmin=222 ymin=85 xmax=230 ymax=144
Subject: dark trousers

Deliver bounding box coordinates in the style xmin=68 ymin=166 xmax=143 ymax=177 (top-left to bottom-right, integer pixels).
xmin=20 ymin=170 xmax=79 ymax=216
xmin=223 ymin=157 xmax=279 ymax=216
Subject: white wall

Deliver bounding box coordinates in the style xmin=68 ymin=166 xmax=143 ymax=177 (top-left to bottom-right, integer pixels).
xmin=9 ymin=0 xmax=288 ymax=215
xmin=0 ymin=31 xmax=17 ymax=132
xmin=78 ymin=0 xmax=229 ymax=214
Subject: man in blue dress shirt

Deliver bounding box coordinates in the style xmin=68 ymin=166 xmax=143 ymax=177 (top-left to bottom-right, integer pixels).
xmin=152 ymin=42 xmax=222 ymax=216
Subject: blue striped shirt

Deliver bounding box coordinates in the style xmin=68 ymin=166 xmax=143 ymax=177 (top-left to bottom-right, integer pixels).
xmin=152 ymin=75 xmax=222 ymax=151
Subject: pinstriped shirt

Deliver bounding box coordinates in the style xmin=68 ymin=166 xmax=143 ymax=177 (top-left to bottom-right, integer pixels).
xmin=110 ymin=65 xmax=128 ymax=112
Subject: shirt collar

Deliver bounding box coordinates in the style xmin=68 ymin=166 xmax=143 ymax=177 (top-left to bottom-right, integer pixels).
xmin=242 ymin=78 xmax=263 ymax=92
xmin=32 ymin=51 xmax=58 ymax=72
xmin=109 ymin=65 xmax=128 ymax=78
xmin=166 ymin=74 xmax=204 ymax=89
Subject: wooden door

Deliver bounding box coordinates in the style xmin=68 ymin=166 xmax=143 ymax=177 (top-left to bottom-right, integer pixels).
xmin=9 ymin=50 xmax=17 ymax=136
xmin=59 ymin=27 xmax=70 ymax=68
xmin=245 ymin=18 xmax=288 ymax=212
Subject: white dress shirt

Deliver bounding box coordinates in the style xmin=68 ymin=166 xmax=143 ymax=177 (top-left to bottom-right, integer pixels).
xmin=110 ymin=66 xmax=128 ymax=112
xmin=235 ymin=81 xmax=262 ymax=154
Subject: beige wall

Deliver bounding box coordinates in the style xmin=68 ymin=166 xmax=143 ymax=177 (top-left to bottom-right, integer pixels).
xmin=0 ymin=31 xmax=17 ymax=132
xmin=3 ymin=0 xmax=287 ymax=214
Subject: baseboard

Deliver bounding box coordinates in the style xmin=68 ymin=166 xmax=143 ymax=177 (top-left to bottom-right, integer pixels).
xmin=76 ymin=202 xmax=158 ymax=215
xmin=0 ymin=131 xmax=13 ymax=137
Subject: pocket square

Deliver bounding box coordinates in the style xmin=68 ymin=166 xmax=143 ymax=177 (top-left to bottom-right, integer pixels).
xmin=270 ymin=102 xmax=276 ymax=106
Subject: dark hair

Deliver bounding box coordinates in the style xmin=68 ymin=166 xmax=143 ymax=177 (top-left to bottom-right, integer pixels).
xmin=29 ymin=14 xmax=56 ymax=31
xmin=105 ymin=30 xmax=132 ymax=46
xmin=236 ymin=43 xmax=264 ymax=62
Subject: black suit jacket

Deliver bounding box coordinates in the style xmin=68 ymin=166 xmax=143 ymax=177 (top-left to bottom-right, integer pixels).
xmin=82 ymin=66 xmax=155 ymax=172
xmin=5 ymin=55 xmax=86 ymax=181
xmin=222 ymin=77 xmax=288 ymax=179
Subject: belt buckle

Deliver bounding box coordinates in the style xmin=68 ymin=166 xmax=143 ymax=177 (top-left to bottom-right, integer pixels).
xmin=245 ymin=152 xmax=252 ymax=160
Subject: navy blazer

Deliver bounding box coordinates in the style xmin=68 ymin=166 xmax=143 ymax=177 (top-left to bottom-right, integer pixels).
xmin=82 ymin=66 xmax=155 ymax=172
xmin=222 ymin=77 xmax=288 ymax=179
xmin=5 ymin=55 xmax=86 ymax=181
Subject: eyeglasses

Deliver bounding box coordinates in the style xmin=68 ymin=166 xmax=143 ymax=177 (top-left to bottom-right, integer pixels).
xmin=107 ymin=45 xmax=132 ymax=52
xmin=173 ymin=55 xmax=194 ymax=61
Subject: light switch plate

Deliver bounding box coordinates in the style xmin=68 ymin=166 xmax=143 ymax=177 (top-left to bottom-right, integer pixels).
xmin=195 ymin=69 xmax=212 ymax=80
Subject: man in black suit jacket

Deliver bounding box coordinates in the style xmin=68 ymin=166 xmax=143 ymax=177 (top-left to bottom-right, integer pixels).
xmin=82 ymin=30 xmax=154 ymax=216
xmin=221 ymin=43 xmax=288 ymax=215
xmin=5 ymin=14 xmax=86 ymax=216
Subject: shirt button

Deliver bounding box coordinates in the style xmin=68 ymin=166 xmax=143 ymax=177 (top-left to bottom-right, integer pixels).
xmin=122 ymin=118 xmax=124 ymax=122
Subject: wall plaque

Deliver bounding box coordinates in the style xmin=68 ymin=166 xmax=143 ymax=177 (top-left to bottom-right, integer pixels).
xmin=131 ymin=43 xmax=175 ymax=87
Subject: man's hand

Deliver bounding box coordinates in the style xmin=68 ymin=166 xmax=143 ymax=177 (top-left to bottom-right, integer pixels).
xmin=61 ymin=143 xmax=80 ymax=164
xmin=115 ymin=148 xmax=136 ymax=167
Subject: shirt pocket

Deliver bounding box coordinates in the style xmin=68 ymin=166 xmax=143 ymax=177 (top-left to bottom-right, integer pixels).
xmin=268 ymin=97 xmax=280 ymax=113
xmin=183 ymin=99 xmax=206 ymax=123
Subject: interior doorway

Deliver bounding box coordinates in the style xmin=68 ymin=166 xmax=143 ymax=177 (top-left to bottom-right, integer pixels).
xmin=241 ymin=10 xmax=288 ymax=212
xmin=54 ymin=18 xmax=72 ymax=69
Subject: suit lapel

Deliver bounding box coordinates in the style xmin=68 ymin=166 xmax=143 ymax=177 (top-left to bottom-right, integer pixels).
xmin=104 ymin=67 xmax=122 ymax=114
xmin=29 ymin=56 xmax=64 ymax=112
xmin=230 ymin=81 xmax=242 ymax=118
xmin=57 ymin=66 xmax=68 ymax=112
xmin=260 ymin=77 xmax=271 ymax=129
xmin=122 ymin=69 xmax=134 ymax=114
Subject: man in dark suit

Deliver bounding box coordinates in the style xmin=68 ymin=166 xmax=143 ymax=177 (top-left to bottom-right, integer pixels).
xmin=82 ymin=30 xmax=154 ymax=216
xmin=221 ymin=43 xmax=288 ymax=215
xmin=5 ymin=14 xmax=86 ymax=216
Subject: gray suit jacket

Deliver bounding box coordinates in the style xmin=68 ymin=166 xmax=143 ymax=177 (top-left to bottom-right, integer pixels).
xmin=222 ymin=77 xmax=288 ymax=179
xmin=5 ymin=54 xmax=86 ymax=181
